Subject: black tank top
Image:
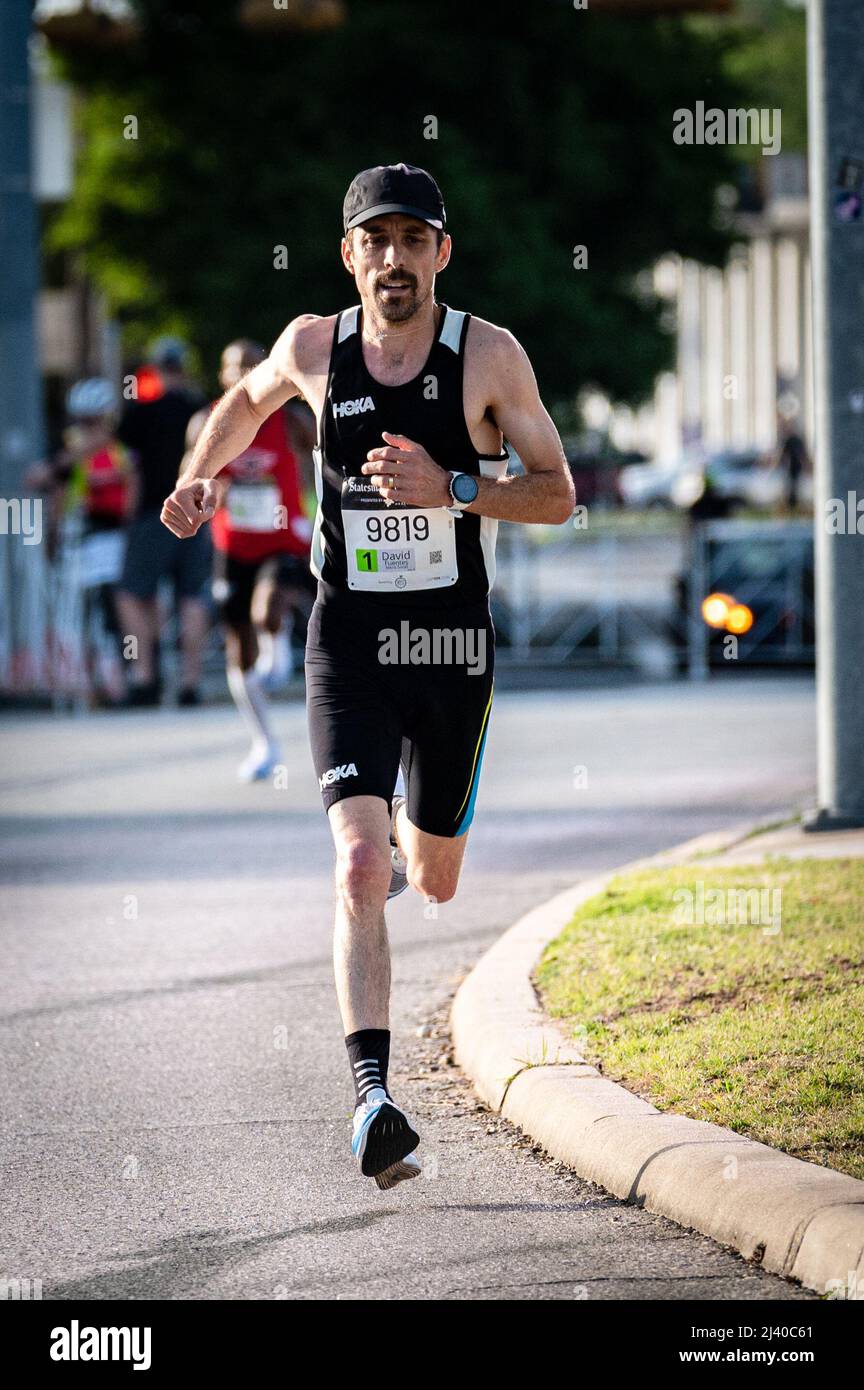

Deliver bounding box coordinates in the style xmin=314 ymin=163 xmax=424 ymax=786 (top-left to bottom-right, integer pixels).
xmin=311 ymin=302 xmax=508 ymax=609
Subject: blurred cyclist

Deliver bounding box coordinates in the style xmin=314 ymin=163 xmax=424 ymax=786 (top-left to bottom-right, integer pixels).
xmin=26 ymin=378 xmax=135 ymax=704
xmin=185 ymin=339 xmax=315 ymax=781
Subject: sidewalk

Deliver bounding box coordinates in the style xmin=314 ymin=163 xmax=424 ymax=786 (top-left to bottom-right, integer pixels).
xmin=451 ymin=815 xmax=864 ymax=1300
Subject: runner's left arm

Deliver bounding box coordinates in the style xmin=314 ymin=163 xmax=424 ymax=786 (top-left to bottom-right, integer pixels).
xmin=362 ymin=327 xmax=574 ymax=524
xmin=474 ymin=330 xmax=574 ymax=523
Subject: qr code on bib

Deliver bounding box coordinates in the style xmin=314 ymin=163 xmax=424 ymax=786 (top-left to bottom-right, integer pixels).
xmin=429 ymin=549 xmax=443 ymax=565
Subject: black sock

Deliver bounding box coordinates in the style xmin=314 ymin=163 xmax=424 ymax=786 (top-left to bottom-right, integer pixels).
xmin=345 ymin=1029 xmax=391 ymax=1107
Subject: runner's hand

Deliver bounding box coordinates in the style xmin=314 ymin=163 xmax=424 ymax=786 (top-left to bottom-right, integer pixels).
xmin=161 ymin=477 xmax=226 ymax=537
xmin=362 ymin=432 xmax=451 ymax=506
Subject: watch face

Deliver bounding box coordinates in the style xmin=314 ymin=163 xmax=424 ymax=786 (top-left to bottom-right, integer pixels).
xmin=453 ymin=472 xmax=478 ymax=503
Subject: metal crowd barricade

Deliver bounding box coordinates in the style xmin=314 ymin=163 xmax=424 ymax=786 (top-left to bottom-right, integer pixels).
xmin=492 ymin=515 xmax=814 ymax=674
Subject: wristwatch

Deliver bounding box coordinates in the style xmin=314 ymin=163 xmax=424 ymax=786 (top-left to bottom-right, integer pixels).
xmin=447 ymin=470 xmax=479 ymax=514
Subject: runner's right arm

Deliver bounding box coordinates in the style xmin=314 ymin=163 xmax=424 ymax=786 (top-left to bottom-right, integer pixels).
xmin=161 ymin=315 xmax=320 ymax=539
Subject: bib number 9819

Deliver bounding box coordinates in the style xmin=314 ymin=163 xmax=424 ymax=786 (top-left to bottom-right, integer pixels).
xmin=365 ymin=514 xmax=429 ymax=543
xmin=341 ymin=476 xmax=458 ymax=592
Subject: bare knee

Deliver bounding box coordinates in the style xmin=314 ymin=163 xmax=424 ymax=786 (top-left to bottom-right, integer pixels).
xmin=409 ymin=867 xmax=459 ymax=905
xmin=336 ymin=838 xmax=391 ymax=908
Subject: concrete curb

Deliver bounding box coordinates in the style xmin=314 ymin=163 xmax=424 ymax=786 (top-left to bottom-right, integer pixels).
xmin=451 ymin=816 xmax=864 ymax=1298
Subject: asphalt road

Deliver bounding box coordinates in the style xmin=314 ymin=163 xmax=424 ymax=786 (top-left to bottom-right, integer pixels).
xmin=0 ymin=675 xmax=820 ymax=1301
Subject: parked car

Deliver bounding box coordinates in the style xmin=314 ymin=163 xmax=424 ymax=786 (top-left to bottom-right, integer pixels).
xmin=567 ymin=449 xmax=648 ymax=509
xmin=676 ymin=520 xmax=814 ymax=668
xmin=618 ymin=454 xmax=696 ymax=509
xmin=669 ymin=449 xmax=782 ymax=511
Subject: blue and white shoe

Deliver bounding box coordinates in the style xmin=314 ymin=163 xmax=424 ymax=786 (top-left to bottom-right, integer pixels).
xmin=388 ymin=803 xmax=409 ymax=900
xmin=351 ymin=1086 xmax=421 ymax=1189
xmin=387 ymin=760 xmax=409 ymax=900
xmin=237 ymin=742 xmax=281 ymax=783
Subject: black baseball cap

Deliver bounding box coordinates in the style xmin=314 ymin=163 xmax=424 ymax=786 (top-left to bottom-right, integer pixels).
xmin=343 ymin=163 xmax=446 ymax=233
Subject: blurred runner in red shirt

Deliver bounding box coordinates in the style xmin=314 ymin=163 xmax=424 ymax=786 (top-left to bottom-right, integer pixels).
xmin=185 ymin=339 xmax=316 ymax=780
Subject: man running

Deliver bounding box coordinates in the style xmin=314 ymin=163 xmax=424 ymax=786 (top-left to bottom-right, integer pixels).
xmin=185 ymin=339 xmax=316 ymax=781
xmin=161 ymin=164 xmax=574 ymax=1190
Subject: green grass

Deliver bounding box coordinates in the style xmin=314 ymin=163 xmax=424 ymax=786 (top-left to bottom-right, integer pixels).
xmin=535 ymin=858 xmax=864 ymax=1180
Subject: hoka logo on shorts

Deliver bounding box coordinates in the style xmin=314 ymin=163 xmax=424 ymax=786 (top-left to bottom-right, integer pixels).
xmin=320 ymin=762 xmax=359 ymax=789
xmin=333 ymin=395 xmax=374 ymax=419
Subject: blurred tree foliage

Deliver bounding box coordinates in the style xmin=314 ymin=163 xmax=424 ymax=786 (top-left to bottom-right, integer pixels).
xmin=49 ymin=0 xmax=752 ymax=407
xmin=691 ymin=0 xmax=808 ymax=157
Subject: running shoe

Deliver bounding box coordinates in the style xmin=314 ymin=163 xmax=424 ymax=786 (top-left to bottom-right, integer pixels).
xmin=351 ymin=1086 xmax=420 ymax=1187
xmin=374 ymin=1152 xmax=422 ymax=1191
xmin=388 ymin=796 xmax=409 ymax=899
xmin=237 ymin=743 xmax=281 ymax=783
xmin=388 ymin=761 xmax=409 ymax=899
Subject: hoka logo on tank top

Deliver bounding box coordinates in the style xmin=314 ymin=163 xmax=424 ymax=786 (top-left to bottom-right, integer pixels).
xmin=333 ymin=395 xmax=375 ymax=419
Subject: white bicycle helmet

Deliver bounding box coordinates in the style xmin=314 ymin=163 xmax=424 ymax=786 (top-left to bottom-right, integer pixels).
xmin=66 ymin=377 xmax=117 ymax=419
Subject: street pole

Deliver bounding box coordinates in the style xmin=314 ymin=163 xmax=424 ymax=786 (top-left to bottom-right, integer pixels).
xmin=805 ymin=0 xmax=864 ymax=830
xmin=0 ymin=0 xmax=44 ymax=497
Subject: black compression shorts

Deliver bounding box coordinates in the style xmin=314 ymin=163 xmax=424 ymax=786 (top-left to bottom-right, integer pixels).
xmin=305 ymin=583 xmax=494 ymax=838
xmin=212 ymin=550 xmax=316 ymax=627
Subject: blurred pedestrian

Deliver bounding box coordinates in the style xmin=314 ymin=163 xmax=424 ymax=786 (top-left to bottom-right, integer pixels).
xmin=775 ymin=423 xmax=810 ymax=513
xmin=689 ymin=470 xmax=732 ymax=522
xmin=185 ymin=339 xmax=316 ymax=780
xmin=115 ymin=338 xmax=209 ymax=705
xmin=25 ymin=377 xmax=135 ymax=705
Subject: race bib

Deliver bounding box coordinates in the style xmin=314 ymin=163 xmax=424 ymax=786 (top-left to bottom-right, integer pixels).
xmin=341 ymin=477 xmax=458 ymax=592
xmin=227 ymin=481 xmax=280 ymax=533
xmin=78 ymin=529 xmax=125 ymax=587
